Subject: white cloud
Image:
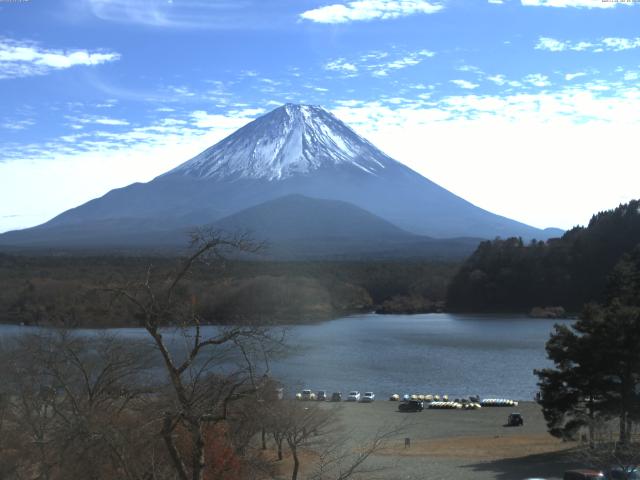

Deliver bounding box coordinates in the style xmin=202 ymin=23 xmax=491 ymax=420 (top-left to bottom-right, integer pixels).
xmin=0 ymin=38 xmax=120 ymax=80
xmin=300 ymin=0 xmax=443 ymax=24
xmin=0 ymin=106 xmax=267 ymax=232
xmin=65 ymin=115 xmax=130 ymax=126
xmin=602 ymin=37 xmax=640 ymax=51
xmin=535 ymin=37 xmax=567 ymax=52
xmin=94 ymin=117 xmax=129 ymax=126
xmin=74 ymin=0 xmax=270 ymax=29
xmin=522 ymin=0 xmax=620 ymax=7
xmin=329 ymin=84 xmax=640 ymax=230
xmin=565 ymin=72 xmax=586 ymax=81
xmin=457 ymin=64 xmax=484 ymax=74
xmin=326 ymin=49 xmax=434 ymax=78
xmin=487 ymin=74 xmax=507 ymax=85
xmin=451 ymin=79 xmax=479 ymax=89
xmin=536 ymin=36 xmax=640 ymax=52
xmin=523 ymin=73 xmax=551 ymax=87
xmin=1 ymin=118 xmax=35 ymax=130
xmin=371 ymin=50 xmax=435 ymax=76
xmin=325 ymin=59 xmax=359 ymax=76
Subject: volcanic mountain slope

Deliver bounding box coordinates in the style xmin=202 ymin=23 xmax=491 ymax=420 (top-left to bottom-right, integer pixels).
xmin=0 ymin=103 xmax=561 ymax=253
xmin=212 ymin=194 xmax=481 ymax=259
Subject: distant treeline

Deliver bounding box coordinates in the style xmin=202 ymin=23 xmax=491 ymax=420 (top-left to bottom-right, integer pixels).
xmin=0 ymin=254 xmax=458 ymax=327
xmin=447 ymin=199 xmax=640 ymax=313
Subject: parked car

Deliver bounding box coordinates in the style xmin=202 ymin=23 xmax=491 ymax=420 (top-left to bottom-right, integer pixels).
xmin=330 ymin=392 xmax=342 ymax=402
xmin=398 ymin=400 xmax=424 ymax=412
xmin=316 ymin=390 xmax=327 ymax=401
xmin=563 ymin=470 xmax=605 ymax=480
xmin=301 ymin=389 xmax=315 ymax=401
xmin=361 ymin=392 xmax=375 ymax=402
xmin=608 ymin=466 xmax=640 ymax=479
xmin=507 ymin=412 xmax=524 ymax=426
xmin=347 ymin=391 xmax=361 ymax=402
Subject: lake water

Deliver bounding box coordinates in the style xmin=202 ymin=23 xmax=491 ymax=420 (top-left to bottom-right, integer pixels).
xmin=270 ymin=313 xmax=568 ymax=401
xmin=0 ymin=313 xmax=569 ymax=400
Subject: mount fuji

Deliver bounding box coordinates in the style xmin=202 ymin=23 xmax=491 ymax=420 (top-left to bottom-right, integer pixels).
xmin=0 ymin=104 xmax=561 ymax=256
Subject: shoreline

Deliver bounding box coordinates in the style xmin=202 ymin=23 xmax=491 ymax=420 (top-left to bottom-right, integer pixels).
xmin=0 ymin=309 xmax=576 ymax=330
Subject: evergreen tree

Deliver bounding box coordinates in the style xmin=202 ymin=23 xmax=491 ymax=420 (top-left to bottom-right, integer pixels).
xmin=448 ymin=200 xmax=640 ymax=312
xmin=535 ymin=248 xmax=640 ymax=444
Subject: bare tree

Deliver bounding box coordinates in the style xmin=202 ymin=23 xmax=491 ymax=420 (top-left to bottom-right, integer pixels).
xmin=307 ymin=423 xmax=403 ymax=480
xmin=107 ymin=229 xmax=282 ymax=480
xmin=0 ymin=331 xmax=166 ymax=480
xmin=264 ymin=400 xmax=402 ymax=480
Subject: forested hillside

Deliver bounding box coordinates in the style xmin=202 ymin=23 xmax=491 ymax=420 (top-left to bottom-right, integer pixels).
xmin=447 ymin=200 xmax=640 ymax=312
xmin=0 ymin=255 xmax=457 ymax=327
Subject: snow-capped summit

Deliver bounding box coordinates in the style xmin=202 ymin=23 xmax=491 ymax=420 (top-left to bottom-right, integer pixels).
xmin=167 ymin=104 xmax=394 ymax=181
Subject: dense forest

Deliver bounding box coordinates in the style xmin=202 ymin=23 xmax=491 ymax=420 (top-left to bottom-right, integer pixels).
xmin=0 ymin=254 xmax=457 ymax=327
xmin=447 ymin=199 xmax=640 ymax=313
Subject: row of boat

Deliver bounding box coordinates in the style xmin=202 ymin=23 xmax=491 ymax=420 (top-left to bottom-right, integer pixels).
xmin=389 ymin=394 xmax=458 ymax=402
xmin=480 ymin=398 xmax=519 ymax=407
xmin=428 ymin=401 xmax=482 ymax=410
xmin=389 ymin=394 xmax=519 ymax=407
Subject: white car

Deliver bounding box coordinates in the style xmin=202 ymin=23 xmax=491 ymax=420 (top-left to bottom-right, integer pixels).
xmin=301 ymin=389 xmax=314 ymax=401
xmin=347 ymin=391 xmax=361 ymax=402
xmin=361 ymin=392 xmax=375 ymax=402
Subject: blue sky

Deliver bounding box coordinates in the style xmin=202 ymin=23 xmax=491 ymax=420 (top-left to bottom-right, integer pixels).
xmin=1 ymin=0 xmax=639 ymax=233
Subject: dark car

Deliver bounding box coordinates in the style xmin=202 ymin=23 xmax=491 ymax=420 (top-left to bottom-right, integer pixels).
xmin=507 ymin=412 xmax=524 ymax=426
xmin=317 ymin=391 xmax=327 ymax=401
xmin=608 ymin=466 xmax=640 ymax=479
xmin=330 ymin=392 xmax=342 ymax=402
xmin=563 ymin=470 xmax=605 ymax=480
xmin=398 ymin=400 xmax=424 ymax=412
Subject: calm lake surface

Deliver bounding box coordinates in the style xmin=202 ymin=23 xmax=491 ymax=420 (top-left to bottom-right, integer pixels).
xmin=0 ymin=313 xmax=569 ymax=400
xmin=270 ymin=313 xmax=568 ymax=401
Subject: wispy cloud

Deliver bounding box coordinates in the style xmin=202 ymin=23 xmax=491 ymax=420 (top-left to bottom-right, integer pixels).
xmin=0 ymin=37 xmax=120 ymax=80
xmin=1 ymin=118 xmax=35 ymax=130
xmin=522 ymin=0 xmax=623 ymax=8
xmin=300 ymin=0 xmax=443 ymax=24
xmin=536 ymin=36 xmax=640 ymax=53
xmin=565 ymin=72 xmax=586 ymax=81
xmin=73 ymin=0 xmax=272 ymax=29
xmin=325 ymin=48 xmax=434 ymax=77
xmin=373 ymin=49 xmax=435 ymax=76
xmin=65 ymin=114 xmax=130 ymax=127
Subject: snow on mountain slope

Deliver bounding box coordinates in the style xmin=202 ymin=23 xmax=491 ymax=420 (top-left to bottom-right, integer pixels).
xmin=166 ymin=104 xmax=393 ymax=180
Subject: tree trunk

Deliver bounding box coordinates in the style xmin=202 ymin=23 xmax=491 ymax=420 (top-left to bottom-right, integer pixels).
xmin=588 ymin=396 xmax=595 ymax=448
xmin=291 ymin=445 xmax=299 ymax=480
xmin=261 ymin=427 xmax=267 ymax=450
xmin=191 ymin=424 xmax=206 ymax=480
xmin=162 ymin=414 xmax=189 ymax=480
xmin=273 ymin=433 xmax=283 ymax=461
